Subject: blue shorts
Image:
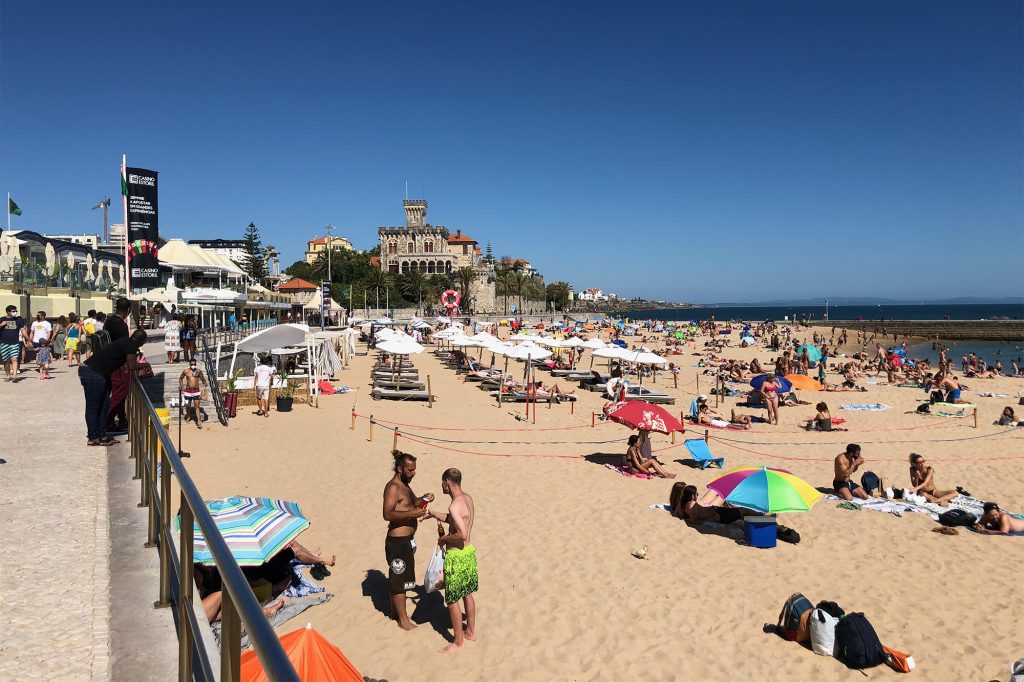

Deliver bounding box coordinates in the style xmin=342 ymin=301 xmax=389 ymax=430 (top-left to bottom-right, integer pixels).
xmin=947 ymin=388 xmax=961 ymax=401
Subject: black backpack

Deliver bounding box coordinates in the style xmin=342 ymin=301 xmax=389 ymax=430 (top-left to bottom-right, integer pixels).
xmin=938 ymin=508 xmax=975 ymax=527
xmin=815 ymin=600 xmax=845 ymax=619
xmin=834 ymin=612 xmax=885 ymax=669
xmin=860 ymin=471 xmax=880 ymax=495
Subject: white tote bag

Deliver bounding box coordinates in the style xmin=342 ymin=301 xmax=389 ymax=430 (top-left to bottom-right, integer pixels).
xmin=424 ymin=546 xmax=445 ymax=593
xmin=809 ymin=609 xmax=839 ymax=656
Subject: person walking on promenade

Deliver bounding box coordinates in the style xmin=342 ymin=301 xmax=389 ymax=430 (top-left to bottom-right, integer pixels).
xmin=79 ymin=329 xmax=147 ymax=446
xmin=1 ymin=304 xmax=26 ymax=382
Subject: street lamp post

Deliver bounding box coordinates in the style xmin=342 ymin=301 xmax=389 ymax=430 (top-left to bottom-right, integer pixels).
xmin=324 ymin=224 xmax=335 ymax=282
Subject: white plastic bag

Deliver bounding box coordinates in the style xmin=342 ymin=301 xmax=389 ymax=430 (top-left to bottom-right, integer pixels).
xmin=809 ymin=608 xmax=839 ymax=656
xmin=424 ymin=546 xmax=445 ymax=593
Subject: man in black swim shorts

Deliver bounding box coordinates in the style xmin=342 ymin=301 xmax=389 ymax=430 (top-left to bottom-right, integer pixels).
xmin=833 ymin=443 xmax=868 ymax=500
xmin=382 ymin=450 xmax=431 ymax=630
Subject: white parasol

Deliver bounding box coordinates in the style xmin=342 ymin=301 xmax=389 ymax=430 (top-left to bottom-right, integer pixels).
xmin=84 ymin=253 xmax=95 ymax=282
xmin=45 ymin=242 xmax=56 ymax=276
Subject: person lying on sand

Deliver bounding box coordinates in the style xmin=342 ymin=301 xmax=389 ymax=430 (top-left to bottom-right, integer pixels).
xmin=908 ymin=453 xmax=956 ymax=506
xmin=670 ymin=483 xmax=753 ymax=523
xmin=833 ymin=444 xmax=869 ymax=500
xmin=626 ymin=435 xmax=674 ymax=478
xmin=194 ymin=563 xmax=287 ymax=624
xmin=729 ymin=408 xmax=755 ymax=428
xmin=999 ymin=407 xmax=1022 ymax=426
xmin=975 ymin=502 xmax=1024 ymax=535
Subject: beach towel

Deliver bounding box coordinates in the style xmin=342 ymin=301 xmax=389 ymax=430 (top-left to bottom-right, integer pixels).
xmin=978 ymin=392 xmax=1010 ymax=398
xmin=317 ymin=380 xmax=336 ymax=395
xmin=839 ymin=403 xmax=891 ymax=411
xmin=281 ymin=560 xmax=326 ymax=598
xmin=823 ymin=494 xmax=1011 ymax=523
xmin=605 ymin=463 xmax=653 ymax=479
xmin=212 ymin=592 xmax=333 ymax=651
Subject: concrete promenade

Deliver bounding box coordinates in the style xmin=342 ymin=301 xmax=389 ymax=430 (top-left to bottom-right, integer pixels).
xmin=0 ymin=356 xmax=177 ymax=680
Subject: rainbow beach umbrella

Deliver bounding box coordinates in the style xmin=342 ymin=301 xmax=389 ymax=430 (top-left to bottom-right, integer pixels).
xmin=176 ymin=496 xmax=310 ymax=566
xmin=707 ymin=467 xmax=822 ymax=514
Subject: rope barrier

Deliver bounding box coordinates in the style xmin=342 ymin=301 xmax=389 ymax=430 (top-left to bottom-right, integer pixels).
xmin=353 ymin=410 xmax=609 ymax=433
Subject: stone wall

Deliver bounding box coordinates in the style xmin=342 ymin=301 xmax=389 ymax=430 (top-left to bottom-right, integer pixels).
xmin=808 ymin=320 xmax=1024 ymax=341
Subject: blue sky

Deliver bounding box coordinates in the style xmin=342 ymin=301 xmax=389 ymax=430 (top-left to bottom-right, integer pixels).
xmin=1 ymin=2 xmax=1021 ymax=302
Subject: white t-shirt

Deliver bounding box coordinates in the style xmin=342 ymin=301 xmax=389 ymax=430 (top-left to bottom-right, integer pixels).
xmin=31 ymin=320 xmax=52 ymax=343
xmin=254 ymin=365 xmax=274 ymax=388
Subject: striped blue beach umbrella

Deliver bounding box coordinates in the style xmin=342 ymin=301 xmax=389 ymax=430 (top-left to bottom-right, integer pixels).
xmin=177 ymin=496 xmax=310 ymax=566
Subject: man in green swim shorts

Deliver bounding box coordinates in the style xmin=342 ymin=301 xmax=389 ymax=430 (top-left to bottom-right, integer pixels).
xmin=427 ymin=467 xmax=477 ymax=653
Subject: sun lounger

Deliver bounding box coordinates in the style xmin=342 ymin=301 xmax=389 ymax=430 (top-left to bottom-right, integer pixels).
xmin=371 ymin=387 xmax=432 ymax=401
xmin=623 ymin=386 xmax=676 ymax=404
xmin=372 ymin=369 xmax=419 ymax=378
xmin=373 ymin=379 xmax=426 ymax=390
xmin=489 ymin=391 xmax=577 ymax=403
xmin=684 ymin=439 xmax=725 ymax=469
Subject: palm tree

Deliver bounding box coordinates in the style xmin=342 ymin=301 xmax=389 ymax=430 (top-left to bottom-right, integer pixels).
xmin=509 ymin=270 xmax=528 ymax=314
xmin=496 ymin=270 xmax=515 ymax=315
xmin=365 ymin=268 xmax=394 ymax=313
xmin=454 ymin=267 xmax=477 ymax=314
xmin=398 ymin=269 xmax=429 ymax=314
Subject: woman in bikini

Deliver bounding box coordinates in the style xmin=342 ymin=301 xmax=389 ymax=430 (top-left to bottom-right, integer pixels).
xmin=908 ymin=453 xmax=956 ymax=506
xmin=761 ymin=373 xmax=780 ymax=425
xmin=625 ymin=434 xmax=675 ymax=478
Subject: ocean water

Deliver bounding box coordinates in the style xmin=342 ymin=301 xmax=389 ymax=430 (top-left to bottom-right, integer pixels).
xmin=627 ymin=303 xmax=1023 ymax=323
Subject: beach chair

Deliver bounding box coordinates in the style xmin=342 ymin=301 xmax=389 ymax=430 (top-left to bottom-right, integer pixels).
xmin=684 ymin=439 xmax=725 ymax=469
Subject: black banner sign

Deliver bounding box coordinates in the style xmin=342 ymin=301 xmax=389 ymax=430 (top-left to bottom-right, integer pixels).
xmin=321 ymin=281 xmax=332 ymax=306
xmin=125 ymin=166 xmax=159 ymax=289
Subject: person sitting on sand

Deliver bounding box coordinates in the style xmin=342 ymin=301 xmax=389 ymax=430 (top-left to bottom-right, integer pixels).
xmin=998 ymin=407 xmax=1021 ymax=426
xmin=671 ymin=484 xmax=752 ymax=523
xmin=193 ymin=563 xmax=286 ymax=624
xmin=625 ymin=434 xmax=675 ymax=478
xmin=833 ymin=443 xmax=869 ymax=500
xmin=908 ymin=453 xmax=956 ymax=506
xmin=975 ymin=502 xmax=1024 ymax=535
xmin=750 ymin=357 xmax=763 ymax=375
xmin=805 ymin=402 xmax=834 ymax=431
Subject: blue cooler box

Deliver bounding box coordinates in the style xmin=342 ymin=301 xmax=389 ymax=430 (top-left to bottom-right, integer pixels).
xmin=744 ymin=515 xmax=777 ymax=548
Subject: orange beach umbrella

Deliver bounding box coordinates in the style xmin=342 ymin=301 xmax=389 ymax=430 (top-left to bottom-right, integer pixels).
xmin=240 ymin=623 xmax=363 ymax=682
xmin=784 ymin=374 xmax=822 ymax=391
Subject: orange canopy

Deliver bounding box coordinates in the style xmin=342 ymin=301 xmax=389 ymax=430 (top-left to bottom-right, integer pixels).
xmin=240 ymin=624 xmax=363 ymax=682
xmin=784 ymin=374 xmax=823 ymax=391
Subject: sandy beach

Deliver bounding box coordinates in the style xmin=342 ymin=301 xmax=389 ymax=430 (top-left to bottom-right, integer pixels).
xmin=178 ymin=326 xmax=1024 ymax=681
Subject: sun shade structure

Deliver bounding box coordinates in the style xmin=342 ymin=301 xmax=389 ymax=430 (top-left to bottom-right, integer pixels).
xmin=750 ymin=373 xmax=794 ymax=394
xmin=177 ymin=496 xmax=310 ymax=566
xmin=707 ymin=467 xmax=822 ymax=514
xmin=784 ymin=373 xmax=823 ymax=391
xmin=796 ymin=344 xmax=823 ymax=364
xmin=603 ymin=400 xmax=684 ymax=434
xmin=376 ymin=336 xmax=425 ymax=355
xmin=240 ymin=623 xmax=363 ymax=682
xmin=235 ymin=324 xmax=311 ymax=354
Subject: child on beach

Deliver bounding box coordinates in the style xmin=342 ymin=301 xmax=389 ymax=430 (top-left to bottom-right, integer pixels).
xmin=36 ymin=339 xmax=52 ymax=380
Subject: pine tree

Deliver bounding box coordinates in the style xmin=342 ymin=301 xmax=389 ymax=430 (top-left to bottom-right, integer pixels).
xmin=241 ymin=222 xmax=268 ymax=281
xmin=484 ymin=242 xmax=495 ymax=265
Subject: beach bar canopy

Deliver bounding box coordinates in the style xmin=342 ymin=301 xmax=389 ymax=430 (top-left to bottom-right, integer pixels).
xmin=236 ymin=323 xmax=311 ymax=353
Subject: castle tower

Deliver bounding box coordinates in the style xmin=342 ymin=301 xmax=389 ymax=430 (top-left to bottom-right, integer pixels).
xmin=403 ymin=199 xmax=427 ymax=229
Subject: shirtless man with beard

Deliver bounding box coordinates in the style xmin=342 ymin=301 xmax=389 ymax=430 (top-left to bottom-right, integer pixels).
xmin=383 ymin=450 xmax=432 ymax=630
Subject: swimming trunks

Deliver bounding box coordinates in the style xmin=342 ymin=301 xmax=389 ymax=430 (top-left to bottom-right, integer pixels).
xmin=947 ymin=388 xmax=962 ymax=401
xmin=385 ymin=535 xmax=417 ymax=594
xmin=443 ymin=545 xmax=478 ymax=605
xmin=833 ymin=479 xmax=861 ymax=493
xmin=183 ymin=388 xmax=202 ymax=402
xmin=0 ymin=342 xmax=19 ymax=362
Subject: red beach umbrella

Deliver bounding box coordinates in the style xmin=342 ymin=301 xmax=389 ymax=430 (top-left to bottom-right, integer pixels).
xmin=603 ymin=400 xmax=684 ymax=434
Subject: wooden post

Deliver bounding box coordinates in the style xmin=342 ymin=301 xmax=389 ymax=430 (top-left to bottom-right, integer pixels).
xmin=973 ymin=408 xmax=978 ymax=429
xmin=427 ymin=375 xmax=433 ymax=408
xmin=680 ymin=411 xmax=686 ymax=434
xmin=570 ymin=399 xmax=574 ymax=415
xmin=696 ymin=373 xmax=699 ymax=393
xmin=671 ymin=431 xmax=677 ymax=444
xmin=392 ymin=427 xmax=399 ymax=451
xmin=351 ymin=408 xmax=356 ymax=431
xmin=592 ymin=412 xmax=596 ymax=428
xmin=704 ymin=429 xmax=709 ymax=443
xmin=369 ymin=416 xmax=375 ymax=442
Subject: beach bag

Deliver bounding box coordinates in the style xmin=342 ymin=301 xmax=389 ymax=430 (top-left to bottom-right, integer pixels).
xmin=135 ymin=354 xmax=155 ymax=380
xmin=937 ymin=508 xmax=975 ymax=527
xmin=815 ymin=600 xmax=845 ymax=619
xmin=424 ymin=546 xmax=445 ymax=593
xmin=810 ymin=608 xmax=840 ymax=656
xmin=916 ymin=402 xmax=931 ymax=413
xmin=860 ymin=471 xmax=880 ymax=496
xmin=883 ymin=645 xmax=916 ymax=673
xmin=834 ymin=613 xmax=885 ymax=669
xmin=777 ymin=593 xmax=813 ymax=642
xmin=929 ymin=390 xmax=944 ymax=404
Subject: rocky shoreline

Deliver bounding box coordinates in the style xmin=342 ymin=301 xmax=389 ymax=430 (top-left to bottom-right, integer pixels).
xmin=807 ymin=319 xmax=1024 ymax=341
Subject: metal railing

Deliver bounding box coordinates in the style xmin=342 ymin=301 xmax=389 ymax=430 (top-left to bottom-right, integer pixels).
xmin=127 ymin=376 xmax=299 ymax=681
xmin=198 ymin=334 xmax=229 ymax=426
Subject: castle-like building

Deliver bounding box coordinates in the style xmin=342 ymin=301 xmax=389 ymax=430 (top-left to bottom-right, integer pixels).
xmin=377 ymin=199 xmax=496 ymax=312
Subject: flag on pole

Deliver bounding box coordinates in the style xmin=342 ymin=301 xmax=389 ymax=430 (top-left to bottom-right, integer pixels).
xmin=8 ymin=197 xmax=22 ymax=216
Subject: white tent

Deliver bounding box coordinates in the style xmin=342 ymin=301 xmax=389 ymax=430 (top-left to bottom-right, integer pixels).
xmin=302 ymin=287 xmax=344 ymax=312
xmin=236 ymin=323 xmax=311 ymax=353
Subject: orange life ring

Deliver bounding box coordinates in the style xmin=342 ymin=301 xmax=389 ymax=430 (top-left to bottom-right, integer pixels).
xmin=440 ymin=289 xmax=461 ymax=307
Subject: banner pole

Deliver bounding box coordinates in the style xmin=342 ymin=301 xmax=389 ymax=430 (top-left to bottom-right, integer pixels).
xmin=6 ymin=192 xmax=9 ymax=232
xmin=121 ymin=155 xmax=130 ymax=294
